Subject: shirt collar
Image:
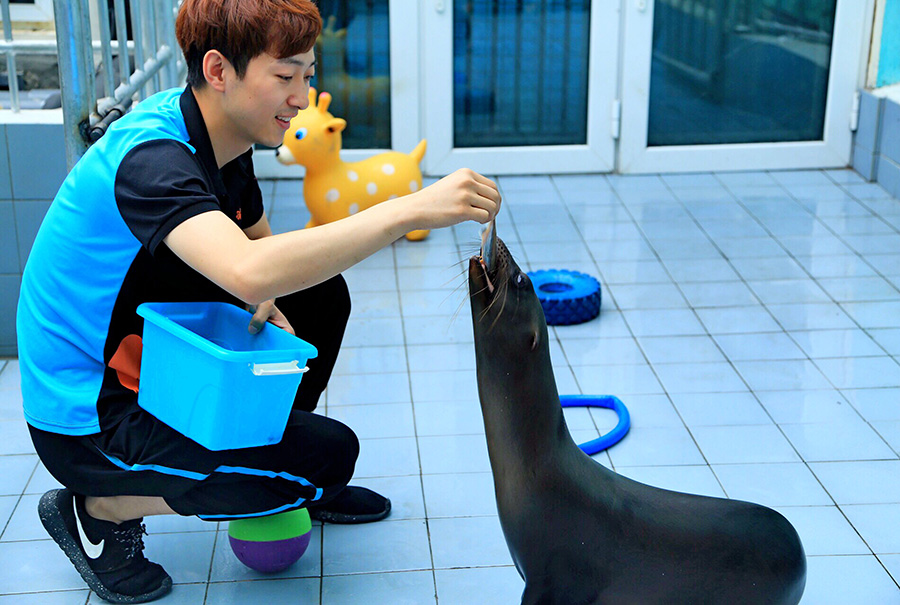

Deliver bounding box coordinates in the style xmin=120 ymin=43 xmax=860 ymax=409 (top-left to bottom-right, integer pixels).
xmin=180 ymin=86 xmax=228 ymax=198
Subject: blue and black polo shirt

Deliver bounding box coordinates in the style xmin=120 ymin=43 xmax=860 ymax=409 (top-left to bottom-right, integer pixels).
xmin=17 ymin=86 xmax=265 ymax=435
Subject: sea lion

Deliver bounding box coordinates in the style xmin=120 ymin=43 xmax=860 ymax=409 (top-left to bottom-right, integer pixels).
xmin=468 ymin=235 xmax=806 ymax=605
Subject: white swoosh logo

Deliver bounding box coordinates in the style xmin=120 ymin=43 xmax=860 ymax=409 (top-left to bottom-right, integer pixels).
xmin=74 ymin=496 xmax=104 ymax=559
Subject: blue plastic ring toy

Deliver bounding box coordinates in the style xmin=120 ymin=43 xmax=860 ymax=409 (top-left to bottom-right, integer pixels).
xmin=528 ymin=269 xmax=602 ymax=325
xmin=560 ymin=395 xmax=630 ymax=454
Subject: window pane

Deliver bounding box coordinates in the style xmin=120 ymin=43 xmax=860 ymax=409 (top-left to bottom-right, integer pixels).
xmin=314 ymin=1 xmax=391 ymax=149
xmin=453 ymin=0 xmax=591 ymax=148
xmin=648 ymin=0 xmax=837 ymax=146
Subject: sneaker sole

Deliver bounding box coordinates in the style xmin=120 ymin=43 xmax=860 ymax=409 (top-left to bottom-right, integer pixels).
xmin=38 ymin=490 xmax=173 ymax=604
xmin=308 ymin=499 xmax=392 ymax=524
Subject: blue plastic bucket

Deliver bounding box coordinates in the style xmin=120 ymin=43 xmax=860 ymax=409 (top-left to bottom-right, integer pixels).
xmin=136 ymin=302 xmax=318 ymax=451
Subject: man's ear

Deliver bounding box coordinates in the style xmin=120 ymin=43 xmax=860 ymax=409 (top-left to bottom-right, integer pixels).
xmin=202 ymin=50 xmax=229 ymax=92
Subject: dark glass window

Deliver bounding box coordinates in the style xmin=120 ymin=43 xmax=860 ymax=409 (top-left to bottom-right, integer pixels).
xmin=648 ymin=0 xmax=837 ymax=146
xmin=453 ymin=0 xmax=591 ymax=148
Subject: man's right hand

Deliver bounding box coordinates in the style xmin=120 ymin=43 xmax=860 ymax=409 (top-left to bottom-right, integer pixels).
xmin=405 ymin=168 xmax=501 ymax=230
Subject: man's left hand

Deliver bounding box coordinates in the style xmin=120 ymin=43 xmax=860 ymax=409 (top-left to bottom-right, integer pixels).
xmin=248 ymin=300 xmax=294 ymax=335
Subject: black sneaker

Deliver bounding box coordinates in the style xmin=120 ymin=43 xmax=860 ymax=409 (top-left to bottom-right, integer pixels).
xmin=307 ymin=486 xmax=391 ymax=524
xmin=38 ymin=489 xmax=172 ymax=603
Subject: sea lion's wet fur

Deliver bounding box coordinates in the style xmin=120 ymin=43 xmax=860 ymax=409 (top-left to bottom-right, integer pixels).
xmin=468 ymin=238 xmax=806 ymax=605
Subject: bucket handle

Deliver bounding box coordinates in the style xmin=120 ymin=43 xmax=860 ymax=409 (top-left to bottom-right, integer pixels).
xmin=250 ymin=361 xmax=309 ymax=376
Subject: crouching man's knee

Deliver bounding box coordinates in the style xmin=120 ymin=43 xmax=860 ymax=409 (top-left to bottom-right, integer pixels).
xmin=319 ymin=418 xmax=360 ymax=489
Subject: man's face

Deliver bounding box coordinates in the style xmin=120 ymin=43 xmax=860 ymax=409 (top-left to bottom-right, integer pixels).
xmin=223 ymin=50 xmax=316 ymax=149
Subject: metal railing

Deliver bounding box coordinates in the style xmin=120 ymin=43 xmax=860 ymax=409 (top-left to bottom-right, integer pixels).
xmin=46 ymin=0 xmax=184 ymax=168
xmin=652 ymin=0 xmax=730 ymax=99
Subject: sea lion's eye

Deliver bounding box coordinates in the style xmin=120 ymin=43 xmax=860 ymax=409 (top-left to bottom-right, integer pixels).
xmin=515 ymin=273 xmax=528 ymax=288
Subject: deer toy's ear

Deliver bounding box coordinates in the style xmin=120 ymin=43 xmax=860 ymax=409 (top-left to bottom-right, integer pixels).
xmin=308 ymin=87 xmax=318 ymax=108
xmin=324 ymin=118 xmax=347 ymax=134
xmin=317 ymin=91 xmax=333 ymax=114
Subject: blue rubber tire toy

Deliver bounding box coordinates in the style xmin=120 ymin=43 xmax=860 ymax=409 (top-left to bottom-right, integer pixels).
xmin=528 ymin=269 xmax=602 ymax=326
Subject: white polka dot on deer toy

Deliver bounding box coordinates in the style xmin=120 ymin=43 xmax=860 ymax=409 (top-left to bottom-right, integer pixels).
xmin=409 ymin=181 xmax=419 ymax=192
xmin=367 ymin=182 xmax=378 ymax=195
xmin=325 ymin=189 xmax=340 ymax=202
xmin=348 ymin=203 xmax=359 ymax=215
xmin=381 ymin=164 xmax=395 ymax=175
xmin=347 ymin=170 xmax=359 ymax=182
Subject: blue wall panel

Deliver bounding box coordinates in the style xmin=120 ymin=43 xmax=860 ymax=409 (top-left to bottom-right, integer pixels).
xmin=853 ymin=144 xmax=878 ymax=180
xmin=0 ymin=122 xmax=66 ymax=357
xmin=876 ymin=155 xmax=900 ymax=198
xmin=7 ymin=124 xmax=66 ymax=200
xmin=0 ymin=126 xmax=11 ymax=201
xmin=879 ymin=97 xmax=900 ymax=165
xmin=856 ymin=91 xmax=883 ymax=153
xmin=14 ymin=200 xmax=51 ymax=272
xmin=0 ymin=201 xmax=19 ymax=274
xmin=0 ymin=275 xmax=21 ymax=356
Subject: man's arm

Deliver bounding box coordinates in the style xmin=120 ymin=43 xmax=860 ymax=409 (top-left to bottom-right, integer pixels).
xmin=239 ymin=212 xmax=293 ymax=333
xmin=164 ymin=168 xmax=499 ymax=305
xmin=242 ymin=212 xmax=273 ymax=240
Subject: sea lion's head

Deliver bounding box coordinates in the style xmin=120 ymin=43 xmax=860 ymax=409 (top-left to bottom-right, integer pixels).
xmin=468 ymin=236 xmax=548 ymax=357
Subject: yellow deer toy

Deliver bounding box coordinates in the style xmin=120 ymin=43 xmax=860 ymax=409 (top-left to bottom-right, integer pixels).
xmin=275 ymin=87 xmax=429 ymax=241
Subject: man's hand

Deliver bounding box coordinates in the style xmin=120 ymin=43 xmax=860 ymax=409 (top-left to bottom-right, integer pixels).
xmin=406 ymin=168 xmax=501 ymax=230
xmin=248 ymin=300 xmax=294 ymax=335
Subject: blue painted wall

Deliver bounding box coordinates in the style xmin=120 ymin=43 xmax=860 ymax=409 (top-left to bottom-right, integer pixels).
xmin=879 ymin=0 xmax=900 ymax=87
xmin=0 ymin=122 xmax=67 ymax=357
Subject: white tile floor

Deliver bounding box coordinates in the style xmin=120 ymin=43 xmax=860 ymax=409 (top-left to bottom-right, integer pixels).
xmin=1 ymin=169 xmax=899 ymax=603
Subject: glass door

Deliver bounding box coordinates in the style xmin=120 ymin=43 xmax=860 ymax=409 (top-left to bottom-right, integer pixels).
xmin=421 ymin=0 xmax=619 ymax=175
xmin=619 ymin=0 xmax=869 ymax=173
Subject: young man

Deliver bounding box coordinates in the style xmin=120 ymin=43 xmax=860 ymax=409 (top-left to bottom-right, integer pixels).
xmin=16 ymin=0 xmax=500 ymax=602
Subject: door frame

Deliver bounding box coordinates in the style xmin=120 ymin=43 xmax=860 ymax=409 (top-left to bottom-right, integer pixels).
xmin=617 ymin=0 xmax=873 ymax=174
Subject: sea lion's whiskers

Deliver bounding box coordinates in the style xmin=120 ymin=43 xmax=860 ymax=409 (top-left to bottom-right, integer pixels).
xmin=444 ymin=278 xmax=476 ymax=326
xmin=443 ymin=280 xmax=469 ymax=307
xmin=470 ymin=281 xmax=493 ymax=322
xmin=439 ymin=262 xmax=474 ymax=290
xmin=448 ymin=255 xmax=470 ymax=269
xmin=448 ymin=291 xmax=471 ymax=327
xmin=462 ymin=239 xmax=481 ymax=255
xmin=469 ymin=281 xmax=491 ymax=299
xmin=479 ymin=277 xmax=510 ymax=330
xmin=481 ymin=282 xmax=502 ymax=314
xmin=487 ymin=282 xmax=510 ymax=331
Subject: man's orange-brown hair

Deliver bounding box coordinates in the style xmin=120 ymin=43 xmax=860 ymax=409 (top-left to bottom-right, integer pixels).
xmin=176 ymin=0 xmax=322 ymax=88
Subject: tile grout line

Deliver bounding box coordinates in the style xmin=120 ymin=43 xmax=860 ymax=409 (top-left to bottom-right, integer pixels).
xmin=0 ymin=455 xmax=38 ymax=544
xmin=393 ymin=231 xmax=440 ymax=605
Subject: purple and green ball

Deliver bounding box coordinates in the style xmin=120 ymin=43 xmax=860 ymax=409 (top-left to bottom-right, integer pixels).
xmin=228 ymin=508 xmax=312 ymax=573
